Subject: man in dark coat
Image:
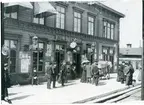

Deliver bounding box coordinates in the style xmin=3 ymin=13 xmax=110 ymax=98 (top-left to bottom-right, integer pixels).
xmin=118 ymin=62 xmax=125 ymax=84
xmin=91 ymin=60 xmax=99 ymax=86
xmin=124 ymin=61 xmax=134 ymax=86
xmin=1 ymin=45 xmax=12 ymax=104
xmin=60 ymin=61 xmax=67 ymax=86
xmin=51 ymin=62 xmax=57 ymax=88
xmin=46 ymin=62 xmax=57 ymax=89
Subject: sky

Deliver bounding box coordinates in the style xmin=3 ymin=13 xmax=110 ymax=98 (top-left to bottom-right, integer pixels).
xmin=101 ymin=0 xmax=142 ymax=48
xmin=2 ymin=0 xmax=142 ymax=48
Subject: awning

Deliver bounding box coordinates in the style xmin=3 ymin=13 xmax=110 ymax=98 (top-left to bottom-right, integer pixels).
xmin=34 ymin=2 xmax=58 ymax=18
xmin=4 ymin=2 xmax=33 ymax=13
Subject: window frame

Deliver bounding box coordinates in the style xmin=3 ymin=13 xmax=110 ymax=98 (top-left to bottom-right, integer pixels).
xmin=88 ymin=15 xmax=95 ymax=35
xmin=4 ymin=39 xmax=18 ymax=73
xmin=102 ymin=19 xmax=115 ymax=40
xmin=33 ymin=17 xmax=44 ymax=25
xmin=4 ymin=12 xmax=18 ymax=19
xmin=56 ymin=5 xmax=66 ymax=29
xmin=73 ymin=11 xmax=82 ymax=33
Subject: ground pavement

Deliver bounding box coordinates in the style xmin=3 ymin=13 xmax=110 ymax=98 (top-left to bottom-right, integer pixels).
xmin=2 ymin=71 xmax=141 ymax=104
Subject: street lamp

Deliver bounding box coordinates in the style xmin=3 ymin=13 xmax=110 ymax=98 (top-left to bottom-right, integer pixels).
xmin=30 ymin=36 xmax=38 ymax=85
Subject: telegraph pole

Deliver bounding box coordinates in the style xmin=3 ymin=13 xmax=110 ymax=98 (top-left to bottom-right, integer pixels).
xmin=142 ymin=0 xmax=144 ymax=100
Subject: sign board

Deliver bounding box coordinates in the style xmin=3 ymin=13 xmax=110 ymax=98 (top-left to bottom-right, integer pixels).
xmin=19 ymin=51 xmax=30 ymax=73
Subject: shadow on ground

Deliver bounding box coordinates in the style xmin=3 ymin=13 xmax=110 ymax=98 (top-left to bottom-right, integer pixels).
xmin=53 ymin=83 xmax=78 ymax=89
xmin=10 ymin=94 xmax=33 ymax=101
xmin=9 ymin=92 xmax=21 ymax=96
xmin=98 ymin=82 xmax=106 ymax=86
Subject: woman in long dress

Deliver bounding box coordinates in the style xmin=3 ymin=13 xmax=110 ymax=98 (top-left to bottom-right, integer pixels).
xmin=80 ymin=63 xmax=87 ymax=83
xmin=138 ymin=67 xmax=142 ymax=81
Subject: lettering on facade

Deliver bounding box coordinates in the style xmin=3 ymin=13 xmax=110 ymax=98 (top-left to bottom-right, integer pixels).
xmin=55 ymin=35 xmax=65 ymax=41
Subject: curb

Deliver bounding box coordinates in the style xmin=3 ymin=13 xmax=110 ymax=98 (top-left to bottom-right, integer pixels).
xmin=72 ymin=83 xmax=141 ymax=104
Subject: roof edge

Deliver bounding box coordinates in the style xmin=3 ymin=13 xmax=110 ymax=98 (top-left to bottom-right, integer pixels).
xmin=92 ymin=2 xmax=125 ymax=18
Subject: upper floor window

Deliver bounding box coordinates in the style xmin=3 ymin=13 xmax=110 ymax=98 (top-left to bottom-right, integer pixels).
xmin=103 ymin=19 xmax=115 ymax=40
xmin=74 ymin=11 xmax=81 ymax=33
xmin=56 ymin=6 xmax=65 ymax=29
xmin=4 ymin=12 xmax=18 ymax=19
xmin=88 ymin=16 xmax=94 ymax=35
xmin=33 ymin=17 xmax=44 ymax=25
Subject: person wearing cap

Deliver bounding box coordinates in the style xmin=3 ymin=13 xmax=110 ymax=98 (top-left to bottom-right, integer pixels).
xmin=117 ymin=61 xmax=125 ymax=84
xmin=29 ymin=36 xmax=38 ymax=50
xmin=1 ymin=45 xmax=12 ymax=104
xmin=91 ymin=60 xmax=99 ymax=86
xmin=51 ymin=62 xmax=57 ymax=88
xmin=59 ymin=61 xmax=67 ymax=86
xmin=124 ymin=61 xmax=134 ymax=86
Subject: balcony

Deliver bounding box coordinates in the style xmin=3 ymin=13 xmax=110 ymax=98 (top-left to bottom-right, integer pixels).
xmin=4 ymin=18 xmax=118 ymax=43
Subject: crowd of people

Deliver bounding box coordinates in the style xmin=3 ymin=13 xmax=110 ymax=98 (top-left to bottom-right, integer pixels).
xmin=81 ymin=60 xmax=102 ymax=86
xmin=117 ymin=61 xmax=135 ymax=86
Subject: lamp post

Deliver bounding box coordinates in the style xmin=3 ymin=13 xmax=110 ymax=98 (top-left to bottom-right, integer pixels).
xmin=30 ymin=36 xmax=38 ymax=85
xmin=142 ymin=0 xmax=144 ymax=100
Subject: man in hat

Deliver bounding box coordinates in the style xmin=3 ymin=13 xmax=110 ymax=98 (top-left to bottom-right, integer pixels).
xmin=124 ymin=61 xmax=134 ymax=86
xmin=46 ymin=62 xmax=57 ymax=89
xmin=29 ymin=36 xmax=38 ymax=50
xmin=51 ymin=62 xmax=57 ymax=88
xmin=91 ymin=60 xmax=99 ymax=86
xmin=1 ymin=45 xmax=12 ymax=104
xmin=117 ymin=61 xmax=125 ymax=84
xmin=60 ymin=61 xmax=67 ymax=86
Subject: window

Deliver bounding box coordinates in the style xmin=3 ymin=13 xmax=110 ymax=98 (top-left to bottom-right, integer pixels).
xmin=33 ymin=17 xmax=44 ymax=25
xmin=4 ymin=40 xmax=18 ymax=73
xmin=4 ymin=12 xmax=18 ymax=19
xmin=74 ymin=11 xmax=81 ymax=32
xmin=103 ymin=19 xmax=115 ymax=39
xmin=111 ymin=24 xmax=114 ymax=39
xmin=88 ymin=16 xmax=94 ymax=35
xmin=32 ymin=42 xmax=45 ymax=72
xmin=56 ymin=6 xmax=65 ymax=29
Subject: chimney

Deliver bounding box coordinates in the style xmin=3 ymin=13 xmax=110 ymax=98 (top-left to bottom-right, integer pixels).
xmin=127 ymin=44 xmax=132 ymax=48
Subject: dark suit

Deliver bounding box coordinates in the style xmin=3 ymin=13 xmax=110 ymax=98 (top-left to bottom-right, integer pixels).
xmin=60 ymin=64 xmax=67 ymax=86
xmin=46 ymin=65 xmax=57 ymax=88
xmin=1 ymin=54 xmax=11 ymax=100
xmin=91 ymin=63 xmax=99 ymax=86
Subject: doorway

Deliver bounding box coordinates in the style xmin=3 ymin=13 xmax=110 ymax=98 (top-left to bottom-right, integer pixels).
xmin=73 ymin=53 xmax=81 ymax=78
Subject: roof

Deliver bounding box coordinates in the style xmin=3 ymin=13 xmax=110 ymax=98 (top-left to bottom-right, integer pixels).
xmin=90 ymin=2 xmax=125 ymax=18
xmin=120 ymin=48 xmax=142 ymax=56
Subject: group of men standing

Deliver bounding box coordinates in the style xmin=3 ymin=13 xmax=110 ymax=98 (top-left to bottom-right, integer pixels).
xmin=117 ymin=61 xmax=134 ymax=86
xmin=81 ymin=60 xmax=100 ymax=86
xmin=45 ymin=61 xmax=74 ymax=89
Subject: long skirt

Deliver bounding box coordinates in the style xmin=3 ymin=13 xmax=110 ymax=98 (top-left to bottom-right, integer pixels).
xmin=81 ymin=71 xmax=86 ymax=83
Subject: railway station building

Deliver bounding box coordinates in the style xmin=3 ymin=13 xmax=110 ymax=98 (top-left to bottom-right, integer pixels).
xmin=3 ymin=1 xmax=124 ymax=84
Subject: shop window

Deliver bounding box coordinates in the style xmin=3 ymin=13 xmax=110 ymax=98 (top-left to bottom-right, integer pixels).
xmin=4 ymin=39 xmax=18 ymax=73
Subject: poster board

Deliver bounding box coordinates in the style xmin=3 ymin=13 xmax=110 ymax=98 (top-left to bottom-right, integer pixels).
xmin=19 ymin=51 xmax=31 ymax=73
